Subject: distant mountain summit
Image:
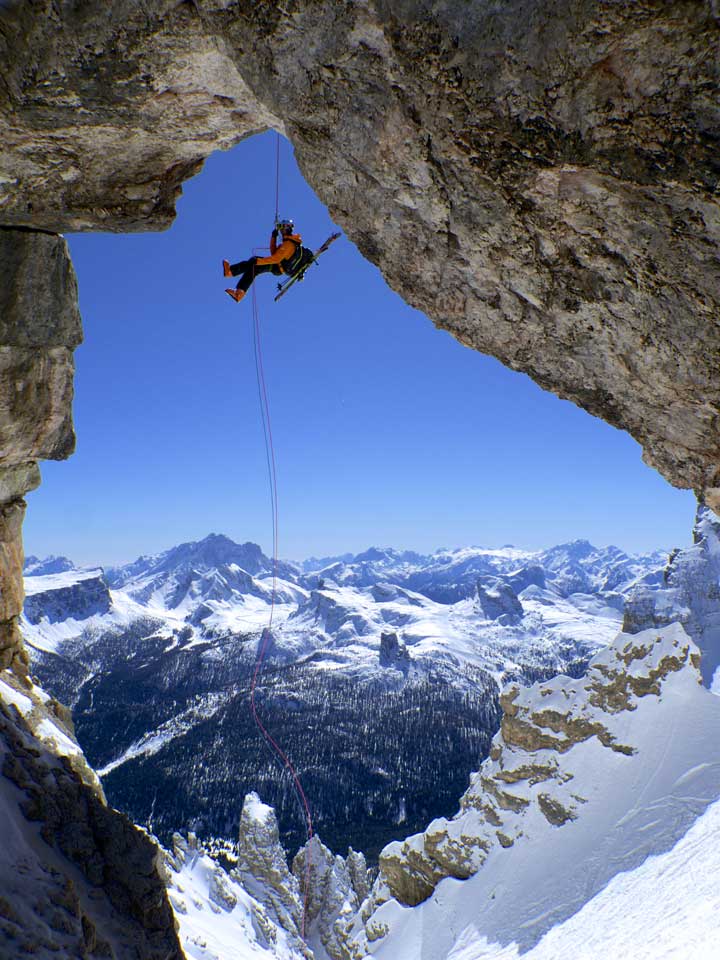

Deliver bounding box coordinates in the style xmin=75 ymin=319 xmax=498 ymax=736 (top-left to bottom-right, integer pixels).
xmin=24 ymin=554 xmax=75 ymax=576
xmin=23 ymin=531 xmax=673 ymax=859
xmin=107 ymin=533 xmax=299 ymax=589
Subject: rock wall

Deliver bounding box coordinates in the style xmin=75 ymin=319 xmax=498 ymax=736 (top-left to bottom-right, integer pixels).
xmin=0 ymin=674 xmax=184 ymax=959
xmin=623 ymin=502 xmax=720 ymax=688
xmin=0 ymin=228 xmax=81 ymax=677
xmin=1 ymin=0 xmax=719 ymax=508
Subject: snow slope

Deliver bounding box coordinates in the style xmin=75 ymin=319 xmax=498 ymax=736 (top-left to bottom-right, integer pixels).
xmin=448 ymin=796 xmax=720 ymax=960
xmin=352 ymin=624 xmax=720 ymax=959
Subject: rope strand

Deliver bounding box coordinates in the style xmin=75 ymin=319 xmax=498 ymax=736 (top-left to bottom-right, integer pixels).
xmin=274 ymin=132 xmax=281 ymax=225
xmin=248 ymin=243 xmax=314 ymax=940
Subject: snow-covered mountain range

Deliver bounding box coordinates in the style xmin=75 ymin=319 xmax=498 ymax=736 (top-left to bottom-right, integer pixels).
xmin=22 ymin=532 xmax=665 ymax=860
xmin=6 ymin=508 xmax=720 ymax=959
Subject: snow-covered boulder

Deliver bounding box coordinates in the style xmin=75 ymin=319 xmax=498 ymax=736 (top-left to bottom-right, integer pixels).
xmin=349 ymin=622 xmax=720 ymax=957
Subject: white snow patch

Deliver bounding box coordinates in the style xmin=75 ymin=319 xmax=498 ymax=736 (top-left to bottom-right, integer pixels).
xmin=167 ymin=842 xmax=304 ymax=959
xmin=23 ymin=567 xmax=104 ymax=595
xmin=0 ymin=677 xmax=33 ymax=714
xmin=446 ymin=797 xmax=720 ymax=960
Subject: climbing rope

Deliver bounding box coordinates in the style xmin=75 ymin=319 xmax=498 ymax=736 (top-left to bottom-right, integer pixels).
xmin=274 ymin=131 xmax=281 ymax=226
xmin=247 ymin=136 xmax=314 ymax=939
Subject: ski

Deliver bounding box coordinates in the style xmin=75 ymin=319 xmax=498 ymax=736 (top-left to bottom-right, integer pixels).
xmin=274 ymin=232 xmax=341 ymax=302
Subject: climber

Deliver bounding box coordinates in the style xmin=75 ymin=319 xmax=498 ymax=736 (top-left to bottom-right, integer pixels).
xmin=223 ymin=218 xmax=313 ymax=303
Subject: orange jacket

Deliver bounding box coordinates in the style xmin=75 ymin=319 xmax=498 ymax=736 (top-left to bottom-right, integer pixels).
xmin=256 ymin=232 xmax=303 ymax=272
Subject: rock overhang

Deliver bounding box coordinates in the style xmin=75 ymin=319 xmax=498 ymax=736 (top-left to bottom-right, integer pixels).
xmin=2 ymin=0 xmax=718 ymax=508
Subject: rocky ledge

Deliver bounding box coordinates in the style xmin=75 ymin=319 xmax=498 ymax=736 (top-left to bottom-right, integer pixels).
xmin=345 ymin=621 xmax=720 ymax=955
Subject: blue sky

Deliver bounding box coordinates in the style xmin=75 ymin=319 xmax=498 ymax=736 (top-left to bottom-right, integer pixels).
xmin=24 ymin=132 xmax=696 ymax=566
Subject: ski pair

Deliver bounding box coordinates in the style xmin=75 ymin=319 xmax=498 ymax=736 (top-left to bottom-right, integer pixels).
xmin=274 ymin=232 xmax=341 ymax=302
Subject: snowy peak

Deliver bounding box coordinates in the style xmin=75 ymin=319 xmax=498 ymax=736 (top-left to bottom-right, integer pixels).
xmin=108 ymin=533 xmax=292 ymax=587
xmin=103 ymin=534 xmax=301 ymax=611
xmin=23 ymin=554 xmax=76 ymax=576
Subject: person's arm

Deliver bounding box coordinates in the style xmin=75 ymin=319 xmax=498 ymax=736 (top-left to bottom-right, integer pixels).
xmin=270 ymin=228 xmax=278 ymax=256
xmin=256 ymin=238 xmax=296 ymax=266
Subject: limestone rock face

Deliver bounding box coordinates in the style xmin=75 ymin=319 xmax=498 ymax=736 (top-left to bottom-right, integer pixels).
xmin=373 ymin=623 xmax=709 ymax=911
xmin=0 ymin=2 xmax=719 ymax=503
xmin=0 ymin=675 xmax=183 ymax=959
xmin=0 ymin=228 xmax=81 ymax=675
xmin=233 ymin=792 xmax=305 ymax=944
xmin=0 ymin=228 xmax=81 ymax=463
xmin=292 ymin=836 xmax=370 ymax=960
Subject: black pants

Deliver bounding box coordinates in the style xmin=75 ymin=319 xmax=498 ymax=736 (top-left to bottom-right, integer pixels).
xmin=230 ymin=257 xmax=282 ymax=293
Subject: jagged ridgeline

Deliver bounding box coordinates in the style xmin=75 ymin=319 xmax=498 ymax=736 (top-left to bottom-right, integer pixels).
xmin=25 ymin=533 xmax=658 ymax=861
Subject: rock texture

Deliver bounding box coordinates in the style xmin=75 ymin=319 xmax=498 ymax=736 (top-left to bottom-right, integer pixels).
xmin=0 ymin=1 xmax=719 ymax=507
xmin=346 ymin=620 xmax=720 ymax=956
xmin=623 ymin=502 xmax=720 ymax=688
xmin=0 ymin=228 xmax=81 ymax=676
xmin=373 ymin=623 xmax=705 ymax=909
xmin=292 ymin=837 xmax=369 ymax=960
xmin=0 ymin=673 xmax=183 ymax=960
xmin=233 ymin=792 xmax=308 ymax=951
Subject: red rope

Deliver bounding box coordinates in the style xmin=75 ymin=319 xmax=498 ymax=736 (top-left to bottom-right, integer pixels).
xmin=249 ymin=266 xmax=314 ymax=940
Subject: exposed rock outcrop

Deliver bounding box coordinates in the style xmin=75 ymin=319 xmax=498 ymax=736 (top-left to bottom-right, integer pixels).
xmin=347 ymin=621 xmax=720 ymax=956
xmin=378 ymin=630 xmax=411 ymax=669
xmin=233 ymin=792 xmax=307 ymax=949
xmin=476 ymin=576 xmax=524 ymax=625
xmin=292 ymin=836 xmax=370 ymax=960
xmin=0 ymin=674 xmax=182 ymax=959
xmin=372 ymin=623 xmax=710 ymax=909
xmin=623 ymin=502 xmax=720 ymax=688
xmin=0 ymin=228 xmax=81 ymax=677
xmin=0 ymin=1 xmax=719 ymax=507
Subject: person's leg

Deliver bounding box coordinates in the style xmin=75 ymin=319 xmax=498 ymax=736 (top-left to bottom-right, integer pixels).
xmin=228 ymin=258 xmax=250 ymax=277
xmin=236 ymin=260 xmax=273 ymax=293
